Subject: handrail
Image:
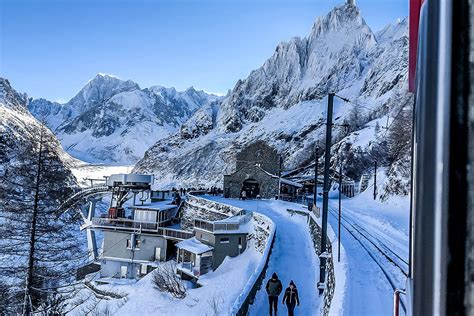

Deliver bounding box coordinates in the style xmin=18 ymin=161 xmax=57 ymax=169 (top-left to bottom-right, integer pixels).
xmin=90 ymin=217 xmax=193 ymax=240
xmin=60 ymin=186 xmax=111 ymax=211
xmin=393 ymin=289 xmax=406 ymax=316
xmin=194 ymin=219 xmax=241 ymax=232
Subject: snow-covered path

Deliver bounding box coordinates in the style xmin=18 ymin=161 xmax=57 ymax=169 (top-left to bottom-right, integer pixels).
xmin=204 ymin=196 xmax=321 ymax=316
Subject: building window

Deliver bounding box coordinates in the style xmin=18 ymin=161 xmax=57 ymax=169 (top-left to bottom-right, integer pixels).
xmin=220 ymin=237 xmax=230 ymax=244
xmin=126 ymin=237 xmax=140 ymax=249
xmin=141 ymin=264 xmax=148 ymax=275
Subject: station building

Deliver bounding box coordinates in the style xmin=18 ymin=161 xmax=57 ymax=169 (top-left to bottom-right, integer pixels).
xmin=223 ymin=141 xmax=302 ymax=199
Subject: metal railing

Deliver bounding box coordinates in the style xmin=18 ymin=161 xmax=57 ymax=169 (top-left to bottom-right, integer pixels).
xmin=60 ymin=186 xmax=111 ymax=211
xmin=194 ymin=219 xmax=240 ymax=232
xmin=393 ymin=289 xmax=407 ymax=316
xmin=177 ymin=262 xmax=200 ymax=277
xmin=90 ymin=217 xmax=193 ymax=240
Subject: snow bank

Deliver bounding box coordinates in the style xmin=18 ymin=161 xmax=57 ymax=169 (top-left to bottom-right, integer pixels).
xmin=324 ymin=216 xmax=347 ymax=316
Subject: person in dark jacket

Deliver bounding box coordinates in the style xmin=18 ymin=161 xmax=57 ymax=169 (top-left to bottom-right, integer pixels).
xmin=282 ymin=280 xmax=300 ymax=316
xmin=266 ymin=272 xmax=283 ymax=316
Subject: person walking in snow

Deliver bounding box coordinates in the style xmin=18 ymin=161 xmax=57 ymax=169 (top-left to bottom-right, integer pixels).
xmin=266 ymin=272 xmax=283 ymax=316
xmin=282 ymin=280 xmax=300 ymax=316
xmin=241 ymin=189 xmax=247 ymax=200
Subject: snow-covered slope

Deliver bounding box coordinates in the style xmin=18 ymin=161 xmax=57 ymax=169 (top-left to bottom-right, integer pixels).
xmin=134 ymin=4 xmax=411 ymax=190
xmin=29 ymin=74 xmax=218 ymax=163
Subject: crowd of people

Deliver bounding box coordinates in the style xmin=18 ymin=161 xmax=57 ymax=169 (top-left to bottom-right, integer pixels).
xmin=169 ymin=186 xmax=223 ymax=197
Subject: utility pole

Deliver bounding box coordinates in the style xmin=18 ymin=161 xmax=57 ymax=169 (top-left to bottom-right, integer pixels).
xmin=338 ymin=159 xmax=342 ymax=262
xmin=318 ymin=93 xmax=334 ymax=294
xmin=313 ymin=145 xmax=319 ymax=210
xmin=373 ymin=160 xmax=377 ymax=200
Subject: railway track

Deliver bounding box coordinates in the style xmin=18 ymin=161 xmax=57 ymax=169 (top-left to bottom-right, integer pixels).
xmin=328 ymin=207 xmax=408 ymax=312
xmin=329 ymin=208 xmax=408 ymax=277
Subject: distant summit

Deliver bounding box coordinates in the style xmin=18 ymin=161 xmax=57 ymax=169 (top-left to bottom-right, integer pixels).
xmin=28 ymin=74 xmax=219 ymax=163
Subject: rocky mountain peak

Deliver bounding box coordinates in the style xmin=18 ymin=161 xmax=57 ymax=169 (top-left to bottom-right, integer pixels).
xmin=375 ymin=17 xmax=408 ymax=43
xmin=64 ymin=73 xmax=140 ymax=117
xmin=308 ymin=4 xmax=367 ymax=40
xmin=0 ymin=78 xmax=29 ymax=113
xmin=27 ymin=75 xmax=217 ymax=163
xmin=216 ymin=3 xmax=378 ymax=134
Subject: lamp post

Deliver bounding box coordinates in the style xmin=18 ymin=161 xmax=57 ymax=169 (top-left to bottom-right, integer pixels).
xmin=338 ymin=158 xmax=343 ymax=262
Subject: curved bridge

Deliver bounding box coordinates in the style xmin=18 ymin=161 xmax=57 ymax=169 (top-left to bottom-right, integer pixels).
xmin=59 ymin=185 xmax=111 ymax=212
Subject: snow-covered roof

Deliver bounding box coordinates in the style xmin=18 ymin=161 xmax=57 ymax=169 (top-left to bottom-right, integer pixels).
xmin=131 ymin=200 xmax=177 ymax=211
xmin=260 ymin=169 xmax=303 ymax=188
xmin=280 ymin=178 xmax=303 ymax=188
xmin=176 ymin=237 xmax=213 ymax=255
xmin=213 ymin=221 xmax=251 ymax=235
xmin=213 ymin=215 xmax=245 ymax=224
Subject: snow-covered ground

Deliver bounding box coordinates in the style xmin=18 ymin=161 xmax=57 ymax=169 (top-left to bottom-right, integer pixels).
xmin=330 ymin=188 xmax=409 ymax=264
xmin=204 ymin=196 xmax=323 ymax=316
xmin=114 ymin=245 xmax=263 ymax=315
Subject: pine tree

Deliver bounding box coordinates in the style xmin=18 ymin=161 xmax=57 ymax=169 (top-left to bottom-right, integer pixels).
xmin=0 ymin=122 xmax=86 ymax=314
xmin=374 ymin=121 xmax=381 ymax=134
xmin=387 ymin=105 xmax=413 ymax=165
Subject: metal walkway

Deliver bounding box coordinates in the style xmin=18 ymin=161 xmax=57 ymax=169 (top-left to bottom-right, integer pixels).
xmin=59 ymin=185 xmax=111 ymax=212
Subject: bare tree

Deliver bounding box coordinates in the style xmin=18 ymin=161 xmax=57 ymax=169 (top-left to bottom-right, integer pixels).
xmin=206 ymin=292 xmax=224 ymax=316
xmin=152 ymin=262 xmax=186 ymax=299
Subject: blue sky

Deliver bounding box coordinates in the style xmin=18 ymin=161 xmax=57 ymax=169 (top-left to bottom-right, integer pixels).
xmin=0 ymin=0 xmax=407 ymax=102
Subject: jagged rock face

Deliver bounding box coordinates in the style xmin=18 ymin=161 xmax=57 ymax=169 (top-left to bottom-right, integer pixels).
xmin=28 ymin=74 xmax=218 ymax=163
xmin=0 ymin=78 xmax=74 ymax=174
xmin=134 ymin=4 xmax=410 ymax=190
xmin=217 ymin=4 xmax=377 ymax=133
xmin=0 ymin=78 xmax=30 ymax=114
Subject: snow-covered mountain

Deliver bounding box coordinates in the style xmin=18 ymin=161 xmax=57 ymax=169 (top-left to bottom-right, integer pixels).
xmin=134 ymin=3 xmax=411 ymax=191
xmin=29 ymin=74 xmax=219 ymax=163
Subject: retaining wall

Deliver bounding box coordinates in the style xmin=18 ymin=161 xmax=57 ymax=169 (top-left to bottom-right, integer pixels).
xmin=308 ymin=213 xmax=336 ymax=316
xmin=180 ymin=193 xmax=244 ymax=230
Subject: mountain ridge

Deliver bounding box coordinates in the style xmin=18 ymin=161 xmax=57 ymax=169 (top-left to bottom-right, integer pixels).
xmin=28 ymin=73 xmax=219 ymax=163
